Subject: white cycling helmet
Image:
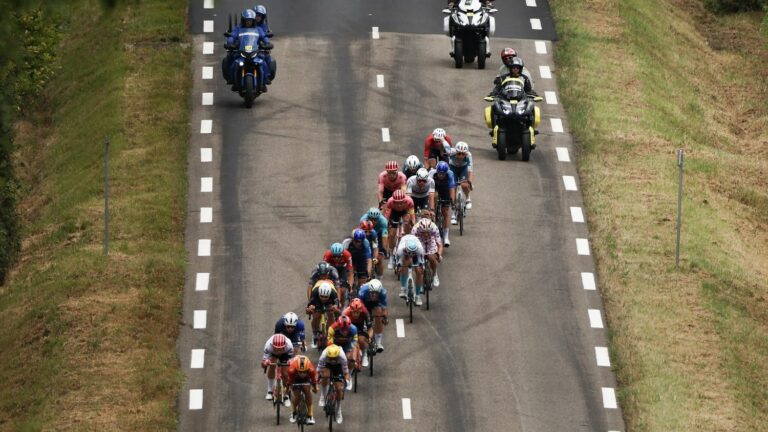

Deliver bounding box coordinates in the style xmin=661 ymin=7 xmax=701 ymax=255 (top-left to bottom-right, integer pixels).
xmin=318 ymin=282 xmax=334 ymax=297
xmin=283 ymin=312 xmax=299 ymax=326
xmin=416 ymin=217 xmax=432 ymax=232
xmin=432 ymin=128 xmax=446 ymax=141
xmin=455 ymin=141 xmax=469 ymax=153
xmin=368 ymin=279 xmax=383 ymax=293
xmin=405 ymin=155 xmax=421 ymax=171
xmin=416 ymin=168 xmax=429 ymax=181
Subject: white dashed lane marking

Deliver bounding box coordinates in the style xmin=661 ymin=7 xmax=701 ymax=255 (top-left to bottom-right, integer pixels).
xmin=550 ymin=118 xmax=564 ymax=133
xmin=544 ymin=91 xmax=558 ymax=105
xmin=194 ymin=310 xmax=208 ymax=329
xmin=563 ymin=176 xmax=577 ymax=191
xmin=530 ymin=18 xmax=542 ymax=30
xmin=382 ymin=128 xmax=390 ymax=142
xmin=200 ymin=207 xmax=213 ymax=223
xmin=201 ymin=148 xmax=212 ymax=163
xmin=203 ymin=0 xmax=214 ymax=9
xmin=402 ymin=398 xmax=412 ymax=419
xmin=595 ymin=347 xmax=611 ymax=367
xmin=202 ymin=66 xmax=213 ymax=80
xmin=526 ymin=0 xmax=537 ymax=6
xmin=202 ymin=41 xmax=214 ymax=55
xmin=202 ymin=92 xmax=213 ymax=105
xmin=539 ymin=65 xmax=552 ymax=79
xmin=189 ymin=389 xmax=203 ymax=410
xmin=377 ymin=74 xmax=385 ymax=88
xmin=535 ymin=40 xmax=547 ymax=54
xmin=191 ymin=349 xmax=205 ymax=368
xmin=396 ymin=319 xmax=405 ymax=338
xmin=196 ymin=273 xmax=210 ymax=291
xmin=198 ymin=239 xmax=211 ymax=256
xmin=588 ymin=309 xmax=604 ymax=328
xmin=372 ymin=27 xmax=380 ymax=39
xmin=576 ymin=238 xmax=590 ymax=255
xmin=602 ymin=388 xmax=618 ymax=409
xmin=556 ymin=147 xmax=570 ymax=162
xmin=570 ymin=207 xmax=585 ymax=223
xmin=203 ymin=20 xmax=214 ymax=33
xmin=201 ymin=177 xmax=213 ymax=193
xmin=200 ymin=120 xmax=212 ymax=134
xmin=581 ymin=272 xmax=596 ymax=290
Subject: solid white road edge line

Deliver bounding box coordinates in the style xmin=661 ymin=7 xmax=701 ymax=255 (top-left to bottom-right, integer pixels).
xmin=602 ymin=387 xmax=618 ymax=409
xmin=595 ymin=347 xmax=611 ymax=367
xmin=588 ymin=309 xmax=604 ymax=328
xmin=201 ymin=177 xmax=213 ymax=192
xmin=581 ymin=272 xmax=596 ymax=290
xmin=191 ymin=349 xmax=205 ymax=368
xmin=570 ymin=207 xmax=585 ymax=223
xmin=200 ymin=207 xmax=213 ymax=223
xmin=576 ymin=238 xmax=590 ymax=255
xmin=396 ymin=319 xmax=405 ymax=338
xmin=196 ymin=273 xmax=210 ymax=291
xmin=194 ymin=310 xmax=207 ymax=329
xmin=556 ymin=147 xmax=570 ymax=162
xmin=189 ymin=389 xmax=203 ymax=410
xmin=198 ymin=239 xmax=211 ymax=256
xmin=402 ymin=398 xmax=412 ymax=419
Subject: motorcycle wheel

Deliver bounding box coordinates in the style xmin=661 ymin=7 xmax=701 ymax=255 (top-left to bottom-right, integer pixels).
xmin=478 ymin=41 xmax=487 ymax=69
xmin=496 ymin=128 xmax=507 ymax=160
xmin=244 ymin=78 xmax=255 ymax=108
xmin=454 ymin=40 xmax=464 ymax=69
xmin=521 ymin=131 xmax=532 ymax=161
xmin=464 ymin=55 xmax=474 ymax=64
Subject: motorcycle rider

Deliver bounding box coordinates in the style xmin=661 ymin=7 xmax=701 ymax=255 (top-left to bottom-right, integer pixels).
xmin=497 ymin=47 xmax=534 ymax=90
xmin=223 ymin=9 xmax=273 ymax=93
xmin=252 ymin=5 xmax=276 ymax=84
xmin=489 ymin=57 xmax=533 ymax=98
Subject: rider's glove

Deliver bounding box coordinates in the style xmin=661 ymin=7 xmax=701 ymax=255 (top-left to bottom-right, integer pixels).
xmin=261 ymin=359 xmax=271 ymax=369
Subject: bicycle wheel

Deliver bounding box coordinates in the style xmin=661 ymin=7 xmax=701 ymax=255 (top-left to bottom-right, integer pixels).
xmin=408 ymin=279 xmax=414 ymax=323
xmin=297 ymin=393 xmax=307 ymax=431
xmin=423 ymin=266 xmax=432 ymax=311
xmin=275 ymin=381 xmax=281 ymax=425
xmin=368 ymin=345 xmax=375 ymax=377
xmin=458 ymin=204 xmax=464 ymax=236
xmin=327 ymin=396 xmax=335 ymax=431
xmin=353 ymin=367 xmax=358 ymax=393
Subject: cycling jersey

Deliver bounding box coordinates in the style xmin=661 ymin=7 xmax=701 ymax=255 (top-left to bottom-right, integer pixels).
xmin=307 ymin=266 xmax=341 ymax=289
xmin=405 ymin=176 xmax=436 ymax=199
xmin=412 ymin=221 xmax=442 ymax=255
xmin=286 ymin=357 xmax=318 ymax=386
xmin=274 ymin=318 xmax=306 ymax=345
xmin=396 ymin=234 xmax=425 ymax=266
xmin=428 ymin=169 xmax=456 ymax=200
xmin=327 ymin=323 xmax=358 ymax=352
xmin=345 ymin=238 xmax=372 ymax=275
xmin=343 ymin=304 xmax=370 ymax=328
xmin=357 ymin=283 xmax=388 ymax=309
xmin=448 ymin=150 xmax=473 ymax=171
xmin=423 ymin=134 xmax=454 ymax=160
xmin=359 ymin=212 xmax=389 ymax=239
xmin=384 ymin=196 xmax=415 ymax=221
xmin=322 ymin=249 xmax=353 ymax=271
xmin=377 ymin=170 xmax=407 ymax=198
xmin=317 ymin=348 xmax=349 ymax=376
xmin=262 ymin=335 xmax=295 ymax=362
xmin=307 ymin=281 xmax=339 ymax=309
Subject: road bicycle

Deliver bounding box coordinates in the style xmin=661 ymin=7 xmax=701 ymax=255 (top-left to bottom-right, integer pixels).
xmin=435 ymin=198 xmax=451 ymax=242
xmin=314 ymin=305 xmax=337 ymax=353
xmin=423 ymin=260 xmax=433 ymax=311
xmin=456 ymin=185 xmax=466 ymax=236
xmin=291 ymin=382 xmax=311 ymax=431
xmin=323 ymin=374 xmax=346 ymax=431
xmin=397 ymin=262 xmax=421 ymax=323
xmin=267 ymin=360 xmax=289 ymax=425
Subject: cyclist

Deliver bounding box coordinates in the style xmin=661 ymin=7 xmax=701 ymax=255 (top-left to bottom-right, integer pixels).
xmin=359 ymin=220 xmax=382 ymax=277
xmin=306 ymin=281 xmax=340 ymax=349
xmin=343 ymin=298 xmax=372 ymax=366
xmin=344 ymin=229 xmax=372 ymax=295
xmin=429 ymin=161 xmax=457 ymax=246
xmin=384 ymin=190 xmax=416 ymax=269
xmin=423 ymin=128 xmax=453 ymax=170
xmin=403 ymin=154 xmax=424 ymax=179
xmin=377 ymin=160 xmax=407 ymax=205
xmin=274 ymin=312 xmax=307 ymax=352
xmin=357 ymin=279 xmax=388 ymax=352
xmin=327 ymin=315 xmax=360 ymax=372
xmin=412 ymin=217 xmax=444 ymax=288
xmin=406 ymin=167 xmax=436 ymax=213
xmin=286 ymin=355 xmax=318 ymax=425
xmin=395 ymin=235 xmax=426 ymax=306
xmin=322 ymin=242 xmax=354 ymax=305
xmin=317 ymin=344 xmax=350 ymax=424
xmin=306 ymin=261 xmax=340 ymax=301
xmin=260 ymin=333 xmax=295 ymax=402
xmin=448 ymin=141 xmax=475 ymax=212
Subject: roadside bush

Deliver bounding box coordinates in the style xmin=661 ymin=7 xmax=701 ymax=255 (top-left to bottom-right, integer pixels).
xmin=704 ymin=0 xmax=766 ymax=13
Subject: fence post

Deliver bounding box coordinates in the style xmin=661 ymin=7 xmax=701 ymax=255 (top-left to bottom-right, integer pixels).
xmin=104 ymin=136 xmax=110 ymax=256
xmin=675 ymin=148 xmax=684 ymax=268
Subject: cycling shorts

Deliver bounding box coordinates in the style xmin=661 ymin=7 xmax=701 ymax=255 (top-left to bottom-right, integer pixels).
xmin=428 ymin=148 xmax=448 ymax=162
xmin=450 ymin=165 xmax=469 ymax=183
xmin=412 ymin=195 xmax=430 ymax=212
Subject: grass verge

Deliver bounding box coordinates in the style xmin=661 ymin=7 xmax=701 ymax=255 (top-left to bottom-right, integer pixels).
xmin=0 ymin=0 xmax=189 ymax=430
xmin=550 ymin=0 xmax=768 ymax=430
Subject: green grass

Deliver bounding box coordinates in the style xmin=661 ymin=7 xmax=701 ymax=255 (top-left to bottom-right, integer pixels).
xmin=0 ymin=0 xmax=189 ymax=430
xmin=551 ymin=0 xmax=768 ymax=430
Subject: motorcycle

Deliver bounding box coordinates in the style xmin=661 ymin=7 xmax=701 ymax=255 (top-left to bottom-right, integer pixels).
xmin=484 ymin=77 xmax=542 ymax=161
xmin=223 ymin=15 xmax=275 ymax=108
xmin=443 ymin=0 xmax=496 ymax=69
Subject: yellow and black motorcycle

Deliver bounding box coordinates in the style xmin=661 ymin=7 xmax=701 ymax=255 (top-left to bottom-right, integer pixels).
xmin=484 ymin=77 xmax=541 ymax=161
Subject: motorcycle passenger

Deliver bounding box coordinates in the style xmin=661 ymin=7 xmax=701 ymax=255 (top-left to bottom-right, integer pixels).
xmin=412 ymin=217 xmax=443 ymax=288
xmin=345 ymin=229 xmax=373 ymax=294
xmin=275 ymin=312 xmax=307 ymax=352
xmin=323 ymin=243 xmax=354 ymax=305
xmin=428 ymin=161 xmax=457 ymax=246
xmin=396 ymin=235 xmax=426 ymax=306
xmin=497 ymin=47 xmax=534 ymax=91
xmin=252 ymin=5 xmax=276 ymax=83
xmin=223 ymin=9 xmax=273 ymax=93
xmin=357 ymin=279 xmax=389 ymax=353
xmin=377 ymin=160 xmax=408 ymax=205
xmin=306 ymin=261 xmax=340 ymax=301
xmin=403 ymin=154 xmax=424 ymax=179
xmin=448 ymin=141 xmax=475 ymax=213
xmin=423 ymin=128 xmax=453 ymax=170
xmin=384 ymin=190 xmax=416 ymax=270
xmin=406 ymin=167 xmax=436 ymax=213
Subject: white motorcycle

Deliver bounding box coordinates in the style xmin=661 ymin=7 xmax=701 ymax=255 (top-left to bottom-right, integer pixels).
xmin=443 ymin=0 xmax=496 ymax=69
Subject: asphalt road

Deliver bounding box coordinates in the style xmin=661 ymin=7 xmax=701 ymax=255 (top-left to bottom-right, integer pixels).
xmin=179 ymin=1 xmax=624 ymax=431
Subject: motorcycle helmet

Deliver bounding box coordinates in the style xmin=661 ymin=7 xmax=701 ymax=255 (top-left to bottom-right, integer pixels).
xmin=509 ymin=56 xmax=524 ymax=73
xmin=501 ymin=47 xmax=517 ymax=66
xmin=241 ymin=9 xmax=257 ymax=27
xmin=254 ymin=5 xmax=267 ymax=17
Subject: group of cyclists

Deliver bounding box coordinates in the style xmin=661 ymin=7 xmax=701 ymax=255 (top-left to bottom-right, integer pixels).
xmin=257 ymin=127 xmax=475 ymax=427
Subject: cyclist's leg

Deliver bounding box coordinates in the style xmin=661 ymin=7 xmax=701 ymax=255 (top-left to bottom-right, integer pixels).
xmin=414 ymin=260 xmax=425 ymax=296
xmin=398 ymin=255 xmax=410 ymax=297
xmin=319 ymin=368 xmax=330 ymax=404
xmin=266 ymin=357 xmax=277 ymax=395
xmin=290 ymin=385 xmax=301 ymax=414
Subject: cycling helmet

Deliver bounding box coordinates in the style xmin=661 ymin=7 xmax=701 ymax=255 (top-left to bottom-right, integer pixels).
xmin=501 ymin=47 xmax=517 ymax=66
xmin=509 ymin=56 xmax=524 ymax=70
xmin=385 ymin=160 xmax=399 ymax=171
xmin=392 ymin=190 xmax=406 ymax=202
xmin=405 ymin=238 xmax=420 ymax=254
xmin=283 ymin=312 xmax=299 ymax=326
xmin=296 ymin=355 xmax=311 ymax=372
xmin=318 ymin=282 xmax=334 ymax=297
xmin=405 ymin=155 xmax=421 ymax=171
xmin=349 ymin=298 xmax=365 ymax=312
xmin=241 ymin=9 xmax=257 ymax=26
xmin=316 ymin=261 xmax=332 ymax=276
xmin=416 ymin=168 xmax=429 ymax=181
xmin=353 ymin=229 xmax=366 ymax=241
xmin=455 ymin=141 xmax=469 ymax=153
xmin=436 ymin=161 xmax=450 ymax=173
xmin=416 ymin=217 xmax=432 ymax=232
xmin=272 ymin=333 xmax=287 ymax=350
xmin=330 ymin=242 xmax=344 ymax=256
xmin=254 ymin=4 xmax=267 ymax=16
xmin=360 ymin=220 xmax=375 ymax=231
xmin=432 ymin=128 xmax=446 ymax=141
xmin=367 ymin=207 xmax=381 ymax=220
xmin=326 ymin=344 xmax=342 ymax=358
xmin=368 ymin=279 xmax=383 ymax=293
xmin=336 ymin=315 xmax=352 ymax=331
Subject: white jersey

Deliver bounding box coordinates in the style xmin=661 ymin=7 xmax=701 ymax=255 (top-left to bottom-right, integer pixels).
xmin=262 ymin=335 xmax=295 ymax=360
xmin=317 ymin=348 xmax=349 ymax=375
xmin=396 ymin=234 xmax=426 ymax=262
xmin=406 ymin=175 xmax=436 ymax=198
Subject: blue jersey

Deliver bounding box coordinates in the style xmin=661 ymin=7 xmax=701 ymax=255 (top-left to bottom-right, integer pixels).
xmin=357 ymin=284 xmax=388 ymax=308
xmin=274 ymin=318 xmax=306 ymax=344
xmin=429 ymin=169 xmax=456 ymax=198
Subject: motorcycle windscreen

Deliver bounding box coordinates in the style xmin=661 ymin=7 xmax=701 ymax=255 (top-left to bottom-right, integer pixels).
xmin=238 ymin=31 xmax=261 ymax=54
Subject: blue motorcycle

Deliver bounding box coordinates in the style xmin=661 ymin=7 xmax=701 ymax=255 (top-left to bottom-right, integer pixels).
xmin=227 ymin=30 xmax=273 ymax=108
